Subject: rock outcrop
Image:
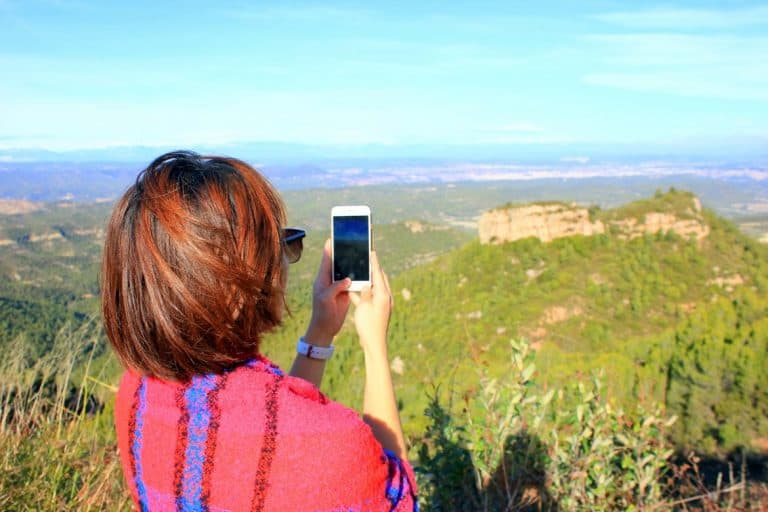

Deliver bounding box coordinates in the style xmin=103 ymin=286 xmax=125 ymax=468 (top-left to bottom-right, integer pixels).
xmin=610 ymin=213 xmax=709 ymax=241
xmin=479 ymin=193 xmax=709 ymax=245
xmin=609 ymin=197 xmax=709 ymax=240
xmin=0 ymin=199 xmax=42 ymax=215
xmin=479 ymin=203 xmax=604 ymax=244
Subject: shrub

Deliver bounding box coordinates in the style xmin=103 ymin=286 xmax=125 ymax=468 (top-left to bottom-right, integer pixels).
xmin=415 ymin=339 xmax=676 ymax=511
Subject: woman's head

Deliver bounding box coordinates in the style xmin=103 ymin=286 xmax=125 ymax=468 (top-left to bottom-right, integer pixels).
xmin=101 ymin=151 xmax=287 ymax=381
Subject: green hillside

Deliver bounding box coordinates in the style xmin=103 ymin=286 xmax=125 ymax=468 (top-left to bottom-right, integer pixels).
xmin=1 ymin=189 xmax=765 ymax=455
xmin=265 ymin=190 xmax=768 ymax=455
xmin=1 ymin=187 xmax=767 ymax=508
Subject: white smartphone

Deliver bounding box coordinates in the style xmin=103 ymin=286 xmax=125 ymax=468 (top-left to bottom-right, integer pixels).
xmin=331 ymin=205 xmax=371 ymax=292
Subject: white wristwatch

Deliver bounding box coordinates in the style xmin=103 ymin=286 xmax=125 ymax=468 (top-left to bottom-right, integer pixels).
xmin=297 ymin=337 xmax=335 ymax=360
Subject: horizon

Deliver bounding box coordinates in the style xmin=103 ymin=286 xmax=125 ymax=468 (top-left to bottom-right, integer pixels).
xmin=1 ymin=1 xmax=767 ymax=163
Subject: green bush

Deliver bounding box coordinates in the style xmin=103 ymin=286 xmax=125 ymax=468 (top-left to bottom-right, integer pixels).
xmin=416 ymin=339 xmax=676 ymax=511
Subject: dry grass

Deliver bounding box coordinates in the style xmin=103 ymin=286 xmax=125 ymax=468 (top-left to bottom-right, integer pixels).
xmin=0 ymin=320 xmax=131 ymax=511
xmin=0 ymin=326 xmax=765 ymax=511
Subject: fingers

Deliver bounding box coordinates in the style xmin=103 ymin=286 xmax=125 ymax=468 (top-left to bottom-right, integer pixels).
xmin=349 ymin=283 xmax=372 ymax=307
xmin=382 ymin=266 xmax=391 ymax=294
xmin=383 ymin=271 xmax=393 ymax=310
xmin=370 ymin=251 xmax=392 ymax=300
xmin=315 ymin=239 xmax=333 ymax=287
xmin=370 ymin=251 xmax=386 ymax=290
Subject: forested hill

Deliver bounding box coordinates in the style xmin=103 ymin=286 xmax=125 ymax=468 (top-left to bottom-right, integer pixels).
xmin=263 ymin=189 xmax=768 ymax=455
xmin=0 ymin=188 xmax=765 ymax=457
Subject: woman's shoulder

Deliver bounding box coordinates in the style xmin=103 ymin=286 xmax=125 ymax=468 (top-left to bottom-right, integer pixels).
xmin=116 ymin=357 xmax=356 ymax=419
xmin=114 ymin=358 xmax=417 ymax=511
xmin=221 ymin=358 xmax=368 ymax=435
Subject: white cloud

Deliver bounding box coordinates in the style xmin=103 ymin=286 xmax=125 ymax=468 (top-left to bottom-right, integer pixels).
xmin=583 ymin=72 xmax=768 ymax=102
xmin=0 ymin=53 xmax=288 ymax=94
xmin=582 ymin=34 xmax=768 ymax=101
xmin=586 ymin=34 xmax=768 ymax=66
xmin=0 ymin=86 xmax=418 ymax=150
xmin=220 ymin=5 xmax=374 ymax=23
xmin=474 ymin=134 xmax=575 ymax=145
xmin=468 ymin=122 xmax=570 ymax=144
xmin=561 ymin=156 xmax=589 ymax=164
xmin=495 ymin=122 xmax=543 ymax=134
xmin=595 ymin=6 xmax=768 ymax=29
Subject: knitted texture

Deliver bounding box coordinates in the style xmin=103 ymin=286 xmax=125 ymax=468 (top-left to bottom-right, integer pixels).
xmin=115 ymin=355 xmax=418 ymax=511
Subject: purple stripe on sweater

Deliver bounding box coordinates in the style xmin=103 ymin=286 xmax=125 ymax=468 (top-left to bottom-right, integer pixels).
xmin=200 ymin=373 xmax=227 ymax=508
xmin=131 ymin=377 xmax=150 ymax=512
xmin=179 ymin=374 xmax=219 ymax=512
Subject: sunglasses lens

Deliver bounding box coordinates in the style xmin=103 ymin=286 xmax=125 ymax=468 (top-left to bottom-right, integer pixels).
xmin=287 ymin=238 xmax=302 ymax=263
xmin=283 ymin=229 xmax=304 ymax=264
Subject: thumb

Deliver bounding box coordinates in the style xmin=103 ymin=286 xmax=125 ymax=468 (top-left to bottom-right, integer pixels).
xmin=328 ymin=277 xmax=351 ymax=297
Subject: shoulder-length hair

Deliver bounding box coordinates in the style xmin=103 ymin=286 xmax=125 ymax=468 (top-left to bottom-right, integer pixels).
xmin=101 ymin=151 xmax=286 ymax=381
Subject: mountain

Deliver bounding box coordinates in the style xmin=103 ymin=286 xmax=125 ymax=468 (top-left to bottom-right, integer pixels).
xmin=263 ymin=189 xmax=768 ymax=455
xmin=0 ymin=187 xmax=765 ymax=455
xmin=1 ymin=186 xmax=767 ymax=509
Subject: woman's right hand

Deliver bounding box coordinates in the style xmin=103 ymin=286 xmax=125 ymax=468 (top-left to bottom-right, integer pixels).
xmin=304 ymin=239 xmax=352 ymax=346
xmin=349 ymin=250 xmax=392 ymax=357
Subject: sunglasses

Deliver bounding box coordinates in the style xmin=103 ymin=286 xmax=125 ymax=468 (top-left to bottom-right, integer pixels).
xmin=282 ymin=228 xmax=306 ymax=264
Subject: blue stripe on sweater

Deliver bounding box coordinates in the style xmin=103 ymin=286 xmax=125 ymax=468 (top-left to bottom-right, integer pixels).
xmin=384 ymin=449 xmax=419 ymax=512
xmin=132 ymin=378 xmax=150 ymax=512
xmin=180 ymin=374 xmax=218 ymax=512
xmin=245 ymin=358 xmax=284 ymax=376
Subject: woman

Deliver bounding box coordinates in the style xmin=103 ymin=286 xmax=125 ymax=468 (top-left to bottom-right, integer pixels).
xmin=101 ymin=151 xmax=417 ymax=511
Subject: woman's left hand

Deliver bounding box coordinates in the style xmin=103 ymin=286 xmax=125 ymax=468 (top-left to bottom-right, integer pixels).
xmin=304 ymin=239 xmax=351 ymax=345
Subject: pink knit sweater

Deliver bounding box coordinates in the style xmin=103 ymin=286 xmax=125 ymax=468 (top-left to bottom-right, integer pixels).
xmin=115 ymin=355 xmax=418 ymax=511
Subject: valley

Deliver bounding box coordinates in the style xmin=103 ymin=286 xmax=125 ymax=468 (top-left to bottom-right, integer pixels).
xmin=1 ymin=178 xmax=767 ymax=508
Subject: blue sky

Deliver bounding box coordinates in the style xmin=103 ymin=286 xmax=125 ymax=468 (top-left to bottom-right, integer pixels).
xmin=0 ymin=1 xmax=766 ymax=157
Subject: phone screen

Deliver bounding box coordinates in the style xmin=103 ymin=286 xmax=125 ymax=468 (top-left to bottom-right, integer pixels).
xmin=333 ymin=215 xmax=370 ymax=282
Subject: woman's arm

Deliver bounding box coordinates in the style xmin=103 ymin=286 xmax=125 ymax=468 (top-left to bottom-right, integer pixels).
xmin=289 ymin=240 xmax=350 ymax=388
xmin=350 ymin=251 xmax=407 ymax=460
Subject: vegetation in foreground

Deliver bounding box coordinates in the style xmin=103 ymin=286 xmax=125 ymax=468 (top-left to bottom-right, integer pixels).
xmin=1 ymin=188 xmax=767 ymax=509
xmin=0 ymin=322 xmax=130 ymax=511
xmin=1 ymin=327 xmax=765 ymax=510
xmin=417 ymin=339 xmax=767 ymax=511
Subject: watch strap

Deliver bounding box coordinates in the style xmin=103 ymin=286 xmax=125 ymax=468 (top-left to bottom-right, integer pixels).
xmin=297 ymin=337 xmax=335 ymax=360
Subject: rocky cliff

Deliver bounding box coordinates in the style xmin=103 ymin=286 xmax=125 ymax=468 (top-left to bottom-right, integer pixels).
xmin=0 ymin=199 xmax=42 ymax=215
xmin=479 ymin=203 xmax=604 ymax=244
xmin=479 ymin=193 xmax=709 ymax=245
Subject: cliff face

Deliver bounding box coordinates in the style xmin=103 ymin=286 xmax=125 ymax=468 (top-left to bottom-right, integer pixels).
xmin=609 ymin=195 xmax=709 ymax=241
xmin=479 ymin=203 xmax=604 ymax=244
xmin=0 ymin=199 xmax=42 ymax=215
xmin=479 ymin=194 xmax=709 ymax=245
xmin=611 ymin=212 xmax=709 ymax=241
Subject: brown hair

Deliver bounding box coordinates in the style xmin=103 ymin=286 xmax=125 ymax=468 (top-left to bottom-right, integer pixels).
xmin=101 ymin=151 xmax=287 ymax=381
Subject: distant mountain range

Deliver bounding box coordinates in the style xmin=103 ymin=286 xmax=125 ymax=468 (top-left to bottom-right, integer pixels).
xmin=1 ymin=156 xmax=766 ymax=203
xmin=3 ymin=136 xmax=768 ymax=165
